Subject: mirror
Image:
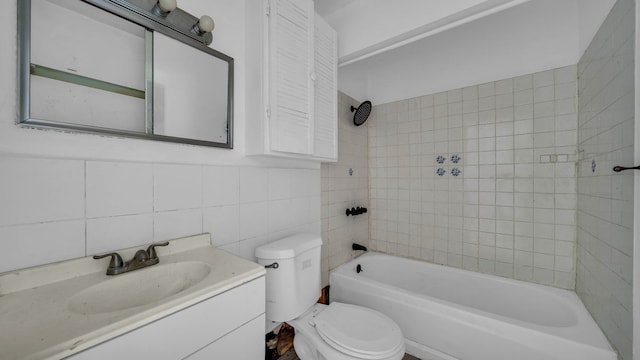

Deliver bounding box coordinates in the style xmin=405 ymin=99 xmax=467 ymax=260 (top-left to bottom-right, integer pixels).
xmin=17 ymin=0 xmax=234 ymax=148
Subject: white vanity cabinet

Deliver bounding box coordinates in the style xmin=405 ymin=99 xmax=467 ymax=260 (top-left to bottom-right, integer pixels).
xmin=246 ymin=0 xmax=338 ymax=161
xmin=68 ymin=277 xmax=265 ymax=360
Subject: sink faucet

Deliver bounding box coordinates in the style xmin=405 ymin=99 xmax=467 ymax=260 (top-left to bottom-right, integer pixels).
xmin=93 ymin=242 xmax=170 ymax=275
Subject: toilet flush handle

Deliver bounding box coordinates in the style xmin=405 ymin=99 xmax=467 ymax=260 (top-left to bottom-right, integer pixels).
xmin=264 ymin=262 xmax=279 ymax=269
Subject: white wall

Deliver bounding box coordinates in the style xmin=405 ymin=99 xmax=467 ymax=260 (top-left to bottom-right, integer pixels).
xmin=0 ymin=0 xmax=321 ymax=273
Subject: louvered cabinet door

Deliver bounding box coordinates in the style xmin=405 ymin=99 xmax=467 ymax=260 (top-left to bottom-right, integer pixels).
xmin=267 ymin=0 xmax=315 ymax=155
xmin=313 ymin=14 xmax=338 ymax=161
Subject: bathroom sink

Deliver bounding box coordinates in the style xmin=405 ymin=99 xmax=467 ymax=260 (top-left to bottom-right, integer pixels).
xmin=0 ymin=233 xmax=266 ymax=360
xmin=68 ymin=261 xmax=211 ymax=314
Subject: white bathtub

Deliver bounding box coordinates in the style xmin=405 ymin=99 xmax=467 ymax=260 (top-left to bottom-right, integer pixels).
xmin=330 ymin=252 xmax=617 ymax=360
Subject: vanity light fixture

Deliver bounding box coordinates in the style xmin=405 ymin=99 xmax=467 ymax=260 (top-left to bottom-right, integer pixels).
xmin=151 ymin=0 xmax=177 ymax=17
xmin=192 ymin=15 xmax=215 ymax=35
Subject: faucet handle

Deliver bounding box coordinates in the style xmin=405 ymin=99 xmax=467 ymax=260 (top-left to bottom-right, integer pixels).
xmin=93 ymin=252 xmax=125 ymax=270
xmin=147 ymin=241 xmax=170 ymax=259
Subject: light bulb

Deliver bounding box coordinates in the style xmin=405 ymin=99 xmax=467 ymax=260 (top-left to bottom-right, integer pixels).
xmin=198 ymin=15 xmax=215 ymax=33
xmin=152 ymin=0 xmax=176 ymax=17
xmin=158 ymin=0 xmax=177 ymax=12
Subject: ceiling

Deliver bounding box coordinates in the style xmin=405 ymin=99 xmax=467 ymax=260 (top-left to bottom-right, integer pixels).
xmin=316 ymin=0 xmax=532 ymax=65
xmin=314 ymin=0 xmax=617 ymax=104
xmin=314 ymin=0 xmax=357 ymax=18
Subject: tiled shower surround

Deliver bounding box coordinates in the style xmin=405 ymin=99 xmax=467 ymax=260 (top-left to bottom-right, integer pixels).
xmin=576 ymin=0 xmax=635 ymax=358
xmin=368 ymin=65 xmax=578 ymax=289
xmin=321 ymin=92 xmax=369 ymax=286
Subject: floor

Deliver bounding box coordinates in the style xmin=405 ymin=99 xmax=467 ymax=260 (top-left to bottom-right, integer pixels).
xmin=280 ymin=348 xmax=420 ymax=360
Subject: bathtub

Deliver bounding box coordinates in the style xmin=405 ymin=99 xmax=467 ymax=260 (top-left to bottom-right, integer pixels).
xmin=330 ymin=252 xmax=617 ymax=360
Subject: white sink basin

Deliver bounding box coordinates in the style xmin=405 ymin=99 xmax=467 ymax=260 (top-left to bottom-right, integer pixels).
xmin=68 ymin=261 xmax=211 ymax=314
xmin=0 ymin=233 xmax=266 ymax=360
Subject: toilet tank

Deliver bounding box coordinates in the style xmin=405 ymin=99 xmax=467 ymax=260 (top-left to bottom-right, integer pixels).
xmin=255 ymin=233 xmax=322 ymax=322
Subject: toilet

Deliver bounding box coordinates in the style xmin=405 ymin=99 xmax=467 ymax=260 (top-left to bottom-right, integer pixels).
xmin=255 ymin=233 xmax=405 ymax=360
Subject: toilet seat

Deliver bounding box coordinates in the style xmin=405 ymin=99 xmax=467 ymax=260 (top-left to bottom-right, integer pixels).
xmin=311 ymin=303 xmax=404 ymax=360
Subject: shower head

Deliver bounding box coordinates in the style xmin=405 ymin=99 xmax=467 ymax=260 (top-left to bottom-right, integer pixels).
xmin=350 ymin=101 xmax=372 ymax=126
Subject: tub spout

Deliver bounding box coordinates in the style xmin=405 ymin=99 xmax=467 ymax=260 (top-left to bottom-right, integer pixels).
xmin=352 ymin=243 xmax=367 ymax=252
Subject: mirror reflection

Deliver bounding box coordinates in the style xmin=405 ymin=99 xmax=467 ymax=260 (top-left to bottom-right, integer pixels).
xmin=30 ymin=0 xmax=148 ymax=132
xmin=153 ymin=32 xmax=229 ymax=143
xmin=19 ymin=0 xmax=233 ymax=148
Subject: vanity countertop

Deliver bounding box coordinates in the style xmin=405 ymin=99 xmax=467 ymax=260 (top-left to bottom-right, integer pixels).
xmin=0 ymin=233 xmax=265 ymax=360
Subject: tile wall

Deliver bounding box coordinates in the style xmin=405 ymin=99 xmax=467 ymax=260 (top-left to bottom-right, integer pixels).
xmin=576 ymin=0 xmax=635 ymax=358
xmin=369 ymin=65 xmax=578 ymax=289
xmin=320 ymin=92 xmax=369 ymax=286
xmin=0 ymin=156 xmax=320 ymax=273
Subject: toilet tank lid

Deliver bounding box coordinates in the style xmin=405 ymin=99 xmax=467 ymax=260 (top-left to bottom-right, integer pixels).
xmin=255 ymin=233 xmax=322 ymax=260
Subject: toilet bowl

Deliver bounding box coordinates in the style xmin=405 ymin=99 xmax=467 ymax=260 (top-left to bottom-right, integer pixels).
xmin=290 ymin=303 xmax=405 ymax=360
xmin=255 ymin=234 xmax=405 ymax=360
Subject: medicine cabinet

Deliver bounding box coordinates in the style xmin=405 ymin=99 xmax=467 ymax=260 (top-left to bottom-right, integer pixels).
xmin=17 ymin=0 xmax=234 ymax=148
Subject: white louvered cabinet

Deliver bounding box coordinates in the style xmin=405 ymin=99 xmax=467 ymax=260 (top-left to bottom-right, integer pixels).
xmin=246 ymin=0 xmax=337 ymax=161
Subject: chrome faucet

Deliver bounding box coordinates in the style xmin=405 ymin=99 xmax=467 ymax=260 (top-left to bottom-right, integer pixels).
xmin=93 ymin=242 xmax=170 ymax=275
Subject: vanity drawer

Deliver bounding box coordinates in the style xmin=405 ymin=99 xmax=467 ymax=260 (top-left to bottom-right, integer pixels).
xmin=68 ymin=276 xmax=265 ymax=359
xmin=185 ymin=314 xmax=265 ymax=359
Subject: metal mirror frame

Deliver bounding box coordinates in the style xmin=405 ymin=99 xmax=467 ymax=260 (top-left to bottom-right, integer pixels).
xmin=17 ymin=0 xmax=234 ymax=148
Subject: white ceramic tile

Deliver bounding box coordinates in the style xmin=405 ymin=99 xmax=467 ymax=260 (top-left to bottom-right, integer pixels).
xmin=514 ymin=89 xmax=533 ymax=106
xmin=462 ymin=86 xmax=478 ymax=100
xmin=153 ymin=164 xmax=202 ymax=211
xmin=291 ymin=169 xmax=321 ymax=198
xmin=514 ymin=74 xmax=533 ymax=91
xmin=238 ymin=201 xmax=269 ymax=240
xmin=202 ymin=166 xmax=239 ymax=206
xmin=434 ymin=92 xmax=447 ymax=105
xmin=534 ymin=101 xmax=554 ymax=118
xmin=515 ymin=104 xmax=533 ymax=120
xmin=86 ymin=161 xmax=153 ymax=218
xmin=495 ymin=94 xmax=514 ymax=109
xmin=0 ymin=220 xmax=85 ymax=273
xmin=554 ymin=65 xmax=576 ymax=84
xmin=534 ymin=253 xmax=554 ymax=270
xmin=447 ymin=89 xmax=462 ymax=103
xmin=496 ymin=108 xmax=514 ymax=123
xmin=514 ymin=250 xmax=533 ymax=266
xmin=556 ymin=98 xmax=576 ymax=115
xmin=496 ymin=122 xmax=513 ymax=137
xmin=0 ymin=157 xmax=84 ymax=227
xmin=534 ymin=86 xmax=554 ymax=103
xmin=478 ymin=110 xmax=496 ymax=124
xmin=86 ymin=213 xmax=153 ymax=255
xmin=478 ymin=124 xmax=495 ymax=138
xmin=533 ymin=70 xmax=554 ymax=88
xmin=495 ymin=79 xmax=513 ymax=95
xmin=239 ymin=167 xmax=269 ymax=203
xmin=478 ymin=83 xmax=495 ymax=98
xmin=153 ymin=209 xmax=202 ymax=241
xmin=478 ymin=96 xmax=495 ymax=111
xmin=202 ymin=205 xmax=239 ymax=246
xmin=555 ymin=83 xmax=576 ymax=100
